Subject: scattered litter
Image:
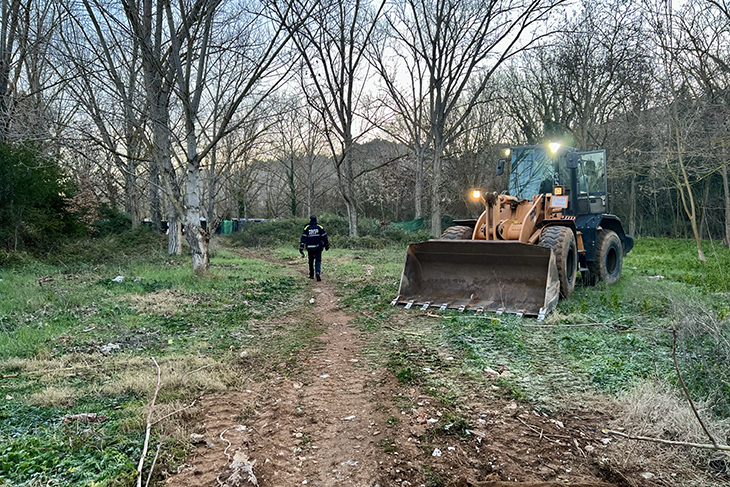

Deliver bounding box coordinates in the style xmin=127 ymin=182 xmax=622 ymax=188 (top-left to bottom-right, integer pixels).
xmin=601 ymin=438 xmax=611 ymax=445
xmin=111 ymin=276 xmax=124 ymax=282
xmin=447 ymin=446 xmax=456 ymax=451
xmin=641 ymin=472 xmax=655 ymax=480
xmin=647 ymin=275 xmax=665 ymax=279
xmin=240 ymin=351 xmax=248 ymax=358
xmin=432 ymin=448 xmax=442 ymax=457
xmin=483 ymin=367 xmax=499 ymax=376
xmin=219 ymin=451 xmax=257 ymax=486
xmin=302 ymin=481 xmax=307 ymax=485
xmin=190 ymin=433 xmax=206 ymax=443
xmin=427 ymin=418 xmax=438 ymax=423
xmin=445 ymin=357 xmax=454 ymax=361
xmin=363 ymin=264 xmax=374 ymax=276
xmin=319 ymin=374 xmax=330 ymax=379
xmin=566 ymin=468 xmax=572 ymax=473
xmin=309 ymin=298 xmax=315 ymax=304
xmin=246 ymin=390 xmax=253 ymax=393
xmin=293 ymin=382 xmax=303 ymax=389
xmin=504 ymin=402 xmax=518 ymax=410
xmin=5 ymin=395 xmax=12 ymax=400
xmin=341 ymin=460 xmax=358 ymax=466
xmin=584 ymin=445 xmax=595 ymax=452
xmin=465 ymin=429 xmax=486 ymax=437
xmin=100 ymin=343 xmax=120 ymax=353
xmin=342 ymin=415 xmax=356 ymax=421
xmin=423 ymin=367 xmax=432 ymax=372
xmin=500 ymin=370 xmax=513 ymax=378
xmin=236 ymin=425 xmax=246 ymax=432
xmin=550 ymin=419 xmax=564 ymax=428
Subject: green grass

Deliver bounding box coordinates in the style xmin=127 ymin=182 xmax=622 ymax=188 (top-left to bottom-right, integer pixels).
xmin=0 ymin=233 xmax=317 ymax=486
xmin=1 ymin=233 xmax=729 ymax=485
xmin=327 ymin=236 xmax=730 ymax=416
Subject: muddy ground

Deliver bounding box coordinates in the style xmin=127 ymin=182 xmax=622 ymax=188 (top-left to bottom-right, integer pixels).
xmin=164 ymin=254 xmax=660 ymax=487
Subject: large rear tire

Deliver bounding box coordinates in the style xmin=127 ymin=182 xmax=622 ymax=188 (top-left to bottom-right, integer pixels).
xmin=441 ymin=225 xmax=473 ymax=240
xmin=588 ymin=229 xmax=623 ymax=285
xmin=540 ymin=226 xmax=577 ymax=298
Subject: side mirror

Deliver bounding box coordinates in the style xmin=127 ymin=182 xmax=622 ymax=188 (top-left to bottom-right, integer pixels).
xmin=496 ymin=159 xmax=505 ymax=175
xmin=566 ymin=152 xmax=579 ymax=169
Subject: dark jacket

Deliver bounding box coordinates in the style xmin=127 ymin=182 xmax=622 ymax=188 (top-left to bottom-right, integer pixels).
xmin=300 ymin=222 xmax=329 ymax=252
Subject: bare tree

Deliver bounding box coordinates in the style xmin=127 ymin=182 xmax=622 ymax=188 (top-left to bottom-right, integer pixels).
xmin=389 ymin=0 xmax=567 ymax=236
xmin=275 ymin=0 xmax=386 ymax=236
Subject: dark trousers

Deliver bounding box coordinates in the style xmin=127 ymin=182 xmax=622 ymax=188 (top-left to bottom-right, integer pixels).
xmin=307 ymin=249 xmax=322 ymax=276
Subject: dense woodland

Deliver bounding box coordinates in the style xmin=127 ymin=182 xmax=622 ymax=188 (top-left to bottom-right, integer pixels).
xmin=0 ymin=0 xmax=729 ymax=272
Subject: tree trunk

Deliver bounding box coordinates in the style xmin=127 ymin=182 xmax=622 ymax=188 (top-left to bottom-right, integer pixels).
xmin=699 ymin=176 xmax=711 ymax=240
xmin=150 ymin=163 xmax=161 ymax=230
xmin=430 ymin=135 xmax=443 ymax=237
xmin=723 ymin=157 xmax=730 ymax=246
xmin=184 ymin=151 xmax=209 ymax=274
xmin=414 ymin=146 xmax=425 ymax=219
xmin=340 ymin=137 xmax=358 ymax=237
xmin=673 ymin=128 xmax=705 ymax=262
xmin=208 ymin=145 xmax=216 ymax=224
xmin=125 ymin=161 xmax=139 ymax=229
xmin=629 ymin=173 xmax=636 ymax=236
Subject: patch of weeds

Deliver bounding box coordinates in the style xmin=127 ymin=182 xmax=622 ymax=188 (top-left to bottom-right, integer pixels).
xmin=234 ymin=402 xmax=258 ymax=423
xmin=493 ymin=376 xmax=529 ymax=402
xmin=436 ymin=411 xmax=471 ymax=437
xmin=395 ymin=366 xmax=416 ymax=384
xmin=96 ymin=277 xmax=174 ymax=294
xmin=386 ymin=416 xmax=400 ymax=427
xmin=557 ymin=327 xmax=672 ymax=393
xmin=423 ymin=465 xmax=447 ymax=487
xmin=378 ymin=437 xmax=397 ymax=453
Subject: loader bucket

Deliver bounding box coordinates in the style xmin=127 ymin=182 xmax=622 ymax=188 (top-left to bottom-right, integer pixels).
xmin=394 ymin=240 xmax=560 ymax=318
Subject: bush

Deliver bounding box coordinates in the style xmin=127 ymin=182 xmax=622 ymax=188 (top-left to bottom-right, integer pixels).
xmin=0 ymin=144 xmax=84 ymax=251
xmin=230 ymin=213 xmax=433 ymax=249
xmin=91 ymin=204 xmax=133 ymax=236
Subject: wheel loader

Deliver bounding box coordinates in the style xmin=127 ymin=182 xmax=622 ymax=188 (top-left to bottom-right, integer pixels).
xmin=393 ymin=143 xmax=634 ymax=319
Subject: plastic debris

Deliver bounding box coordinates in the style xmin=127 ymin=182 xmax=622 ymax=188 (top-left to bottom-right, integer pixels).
xmin=432 ymin=448 xmax=442 ymax=457
xmin=100 ymin=343 xmax=120 ymax=353
xmin=111 ymin=276 xmax=124 ymax=282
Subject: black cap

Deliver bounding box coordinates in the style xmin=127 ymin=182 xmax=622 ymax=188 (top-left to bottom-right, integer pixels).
xmin=310 ymin=215 xmax=317 ymax=221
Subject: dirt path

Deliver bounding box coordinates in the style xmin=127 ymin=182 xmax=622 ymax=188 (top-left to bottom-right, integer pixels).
xmin=166 ymin=273 xmax=405 ymax=486
xmin=165 ymin=256 xmax=629 ymax=487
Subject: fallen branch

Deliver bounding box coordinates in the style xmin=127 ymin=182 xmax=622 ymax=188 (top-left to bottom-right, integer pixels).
xmin=673 ymin=329 xmax=719 ymax=448
xmin=137 ymin=358 xmax=162 ymax=487
xmin=517 ymin=418 xmax=560 ymax=444
xmin=604 ymin=429 xmax=730 ymax=451
xmin=151 ymin=399 xmax=197 ymax=426
xmin=144 ymin=441 xmax=163 ymax=487
xmin=360 ymin=312 xmax=424 ymax=336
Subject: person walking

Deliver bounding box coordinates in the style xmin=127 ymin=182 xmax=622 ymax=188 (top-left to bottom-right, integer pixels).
xmin=299 ymin=215 xmax=329 ymax=281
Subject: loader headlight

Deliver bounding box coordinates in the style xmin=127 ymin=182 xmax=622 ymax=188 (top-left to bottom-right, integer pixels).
xmin=472 ymin=189 xmax=482 ymax=199
xmin=503 ymin=148 xmax=511 ymax=157
xmin=548 ymin=142 xmax=561 ymax=153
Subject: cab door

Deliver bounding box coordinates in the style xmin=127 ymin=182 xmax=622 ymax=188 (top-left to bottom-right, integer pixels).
xmin=577 ymin=150 xmax=607 ymax=215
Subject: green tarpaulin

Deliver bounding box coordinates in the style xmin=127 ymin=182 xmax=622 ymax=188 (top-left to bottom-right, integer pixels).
xmin=391 ymin=218 xmax=423 ymax=231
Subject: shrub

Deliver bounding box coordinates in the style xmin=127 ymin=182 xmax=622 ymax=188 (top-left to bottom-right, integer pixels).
xmin=0 ymin=144 xmax=84 ymax=251
xmin=230 ymin=213 xmax=433 ymax=249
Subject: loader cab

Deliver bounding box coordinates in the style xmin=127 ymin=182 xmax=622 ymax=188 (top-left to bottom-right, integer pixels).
xmin=507 ymin=145 xmax=607 ymax=215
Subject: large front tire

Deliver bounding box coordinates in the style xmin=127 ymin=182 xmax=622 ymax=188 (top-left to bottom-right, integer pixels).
xmin=588 ymin=229 xmax=623 ymax=285
xmin=441 ymin=225 xmax=473 ymax=240
xmin=540 ymin=226 xmax=578 ymax=298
